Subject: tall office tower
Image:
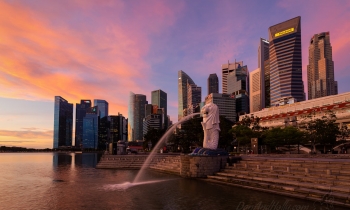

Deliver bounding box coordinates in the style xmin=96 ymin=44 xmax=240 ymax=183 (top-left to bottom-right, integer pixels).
xmin=94 ymin=99 xmax=108 ymax=118
xmin=75 ymin=100 xmax=91 ymax=148
xmin=53 ymin=96 xmax=73 ymax=148
xmin=207 ymin=73 xmax=219 ymax=95
xmin=205 ymin=93 xmax=236 ymax=123
xmin=151 ymin=89 xmax=167 ymax=128
xmin=269 ymin=16 xmax=304 ymax=106
xmin=178 ymin=70 xmax=196 ymax=121
xmin=187 ymin=82 xmax=202 ymax=115
xmin=250 ymin=68 xmax=261 ymax=113
xmin=82 ymin=106 xmax=99 ymax=149
xmin=227 ymin=65 xmax=249 ymax=117
xmin=307 ymin=32 xmax=337 ymax=99
xmin=98 ymin=116 xmax=109 ymax=150
xmin=221 ymin=61 xmax=243 ymax=94
xmin=128 ymin=92 xmax=147 ymax=141
xmin=258 ymin=38 xmax=270 ymax=108
xmin=143 ymin=109 xmax=164 ymax=137
xmin=109 ymin=113 xmax=127 ymax=144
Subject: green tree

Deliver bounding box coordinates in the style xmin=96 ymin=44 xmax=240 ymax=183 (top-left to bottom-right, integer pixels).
xmin=218 ymin=116 xmax=235 ymax=150
xmin=299 ymin=111 xmax=339 ymax=153
xmin=143 ymin=128 xmax=166 ymax=150
xmin=264 ymin=127 xmax=284 ymax=149
xmin=229 ymin=124 xmax=254 ymax=151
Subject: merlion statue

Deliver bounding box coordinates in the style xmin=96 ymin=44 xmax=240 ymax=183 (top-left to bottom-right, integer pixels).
xmin=201 ymin=102 xmax=220 ymax=150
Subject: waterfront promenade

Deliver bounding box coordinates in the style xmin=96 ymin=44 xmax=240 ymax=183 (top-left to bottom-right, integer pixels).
xmin=97 ymin=153 xmax=350 ymax=208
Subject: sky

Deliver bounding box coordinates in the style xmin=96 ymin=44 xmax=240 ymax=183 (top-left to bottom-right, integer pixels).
xmin=1 ymin=0 xmax=350 ymax=149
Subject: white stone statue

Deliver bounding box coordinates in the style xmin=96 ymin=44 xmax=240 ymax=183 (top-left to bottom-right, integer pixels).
xmin=201 ymin=102 xmax=220 ymax=150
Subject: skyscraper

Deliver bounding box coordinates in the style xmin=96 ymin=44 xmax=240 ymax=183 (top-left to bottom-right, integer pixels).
xmin=75 ymin=100 xmax=91 ymax=148
xmin=205 ymin=93 xmax=236 ymax=123
xmin=187 ymin=82 xmax=202 ymax=115
xmin=268 ymin=16 xmax=304 ymax=106
xmin=227 ymin=64 xmax=249 ymax=117
xmin=221 ymin=61 xmax=243 ymax=94
xmin=207 ymin=73 xmax=219 ymax=95
xmin=307 ymin=32 xmax=337 ymax=99
xmin=178 ymin=70 xmax=196 ymax=121
xmin=151 ymin=89 xmax=167 ymax=128
xmin=128 ymin=92 xmax=147 ymax=141
xmin=94 ymin=99 xmax=108 ymax=118
xmin=250 ymin=68 xmax=261 ymax=113
xmin=258 ymin=38 xmax=270 ymax=108
xmin=83 ymin=106 xmax=99 ymax=149
xmin=53 ymin=96 xmax=73 ymax=148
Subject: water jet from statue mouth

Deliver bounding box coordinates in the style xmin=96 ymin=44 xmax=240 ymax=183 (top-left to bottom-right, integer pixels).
xmin=102 ymin=179 xmax=178 ymax=191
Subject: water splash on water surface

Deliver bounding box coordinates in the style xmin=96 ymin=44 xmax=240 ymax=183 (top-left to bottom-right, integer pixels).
xmin=133 ymin=113 xmax=200 ymax=183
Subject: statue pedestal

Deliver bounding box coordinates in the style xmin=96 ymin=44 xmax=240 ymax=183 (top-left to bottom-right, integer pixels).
xmin=180 ymin=155 xmax=228 ymax=178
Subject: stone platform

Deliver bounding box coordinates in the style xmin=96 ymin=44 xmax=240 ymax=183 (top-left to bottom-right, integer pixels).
xmin=96 ymin=154 xmax=228 ymax=178
xmin=205 ymin=155 xmax=350 ymax=208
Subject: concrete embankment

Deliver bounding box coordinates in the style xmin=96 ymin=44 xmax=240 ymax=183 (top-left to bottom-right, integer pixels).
xmin=206 ymin=155 xmax=350 ymax=208
xmin=97 ymin=153 xmax=350 ymax=207
xmin=96 ymin=154 xmax=228 ymax=177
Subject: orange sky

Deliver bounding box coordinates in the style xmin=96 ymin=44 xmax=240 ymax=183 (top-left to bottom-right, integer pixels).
xmin=1 ymin=0 xmax=350 ymax=148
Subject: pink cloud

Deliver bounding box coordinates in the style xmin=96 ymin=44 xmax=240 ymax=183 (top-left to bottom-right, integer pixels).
xmin=0 ymin=0 xmax=183 ymax=117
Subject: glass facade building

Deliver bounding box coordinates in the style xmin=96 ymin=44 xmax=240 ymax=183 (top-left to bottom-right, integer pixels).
xmin=151 ymin=89 xmax=167 ymax=128
xmin=307 ymin=32 xmax=337 ymax=100
xmin=83 ymin=106 xmax=99 ymax=149
xmin=227 ymin=65 xmax=249 ymax=117
xmin=187 ymin=83 xmax=202 ymax=115
xmin=75 ymin=100 xmax=91 ymax=148
xmin=178 ymin=70 xmax=196 ymax=121
xmin=128 ymin=92 xmax=147 ymax=141
xmin=221 ymin=61 xmax=243 ymax=94
xmin=53 ymin=96 xmax=73 ymax=148
xmin=269 ymin=16 xmax=304 ymax=106
xmin=207 ymin=73 xmax=219 ymax=95
xmin=94 ymin=99 xmax=108 ymax=118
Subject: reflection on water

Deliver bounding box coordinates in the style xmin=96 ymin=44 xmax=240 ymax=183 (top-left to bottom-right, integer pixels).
xmin=0 ymin=153 xmax=347 ymax=210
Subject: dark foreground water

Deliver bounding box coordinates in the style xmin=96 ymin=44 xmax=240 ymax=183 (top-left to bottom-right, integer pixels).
xmin=0 ymin=153 xmax=345 ymax=210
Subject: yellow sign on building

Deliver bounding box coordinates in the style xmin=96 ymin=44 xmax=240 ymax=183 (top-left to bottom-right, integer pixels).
xmin=275 ymin=28 xmax=294 ymax=37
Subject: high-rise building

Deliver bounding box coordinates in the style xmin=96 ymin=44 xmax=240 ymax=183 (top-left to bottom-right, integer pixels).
xmin=151 ymin=89 xmax=167 ymax=128
xmin=207 ymin=73 xmax=219 ymax=95
xmin=307 ymin=32 xmax=337 ymax=99
xmin=221 ymin=61 xmax=243 ymax=94
xmin=227 ymin=64 xmax=249 ymax=117
xmin=53 ymin=96 xmax=73 ymax=148
xmin=128 ymin=92 xmax=147 ymax=141
xmin=94 ymin=99 xmax=108 ymax=118
xmin=109 ymin=113 xmax=127 ymax=143
xmin=205 ymin=93 xmax=236 ymax=122
xmin=178 ymin=70 xmax=196 ymax=121
xmin=143 ymin=113 xmax=163 ymax=137
xmin=268 ymin=16 xmax=304 ymax=106
xmin=187 ymin=82 xmax=202 ymax=115
xmin=258 ymin=38 xmax=270 ymax=108
xmin=82 ymin=106 xmax=99 ymax=149
xmin=250 ymin=68 xmax=262 ymax=113
xmin=75 ymin=100 xmax=91 ymax=148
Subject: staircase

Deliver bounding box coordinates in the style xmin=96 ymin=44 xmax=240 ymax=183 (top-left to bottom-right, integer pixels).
xmin=206 ymin=157 xmax=350 ymax=208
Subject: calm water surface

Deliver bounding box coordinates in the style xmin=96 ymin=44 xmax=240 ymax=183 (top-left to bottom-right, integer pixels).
xmin=0 ymin=153 xmax=345 ymax=210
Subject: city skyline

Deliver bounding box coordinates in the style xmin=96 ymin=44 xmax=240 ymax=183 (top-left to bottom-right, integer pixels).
xmin=1 ymin=1 xmax=350 ymax=148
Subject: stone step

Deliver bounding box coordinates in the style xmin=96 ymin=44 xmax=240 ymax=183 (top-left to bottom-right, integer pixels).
xmin=223 ymin=167 xmax=350 ymax=181
xmin=205 ymin=176 xmax=350 ymax=207
xmin=213 ymin=172 xmax=350 ymax=194
xmin=229 ymin=164 xmax=350 ymax=175
xmin=217 ymin=170 xmax=350 ymax=187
